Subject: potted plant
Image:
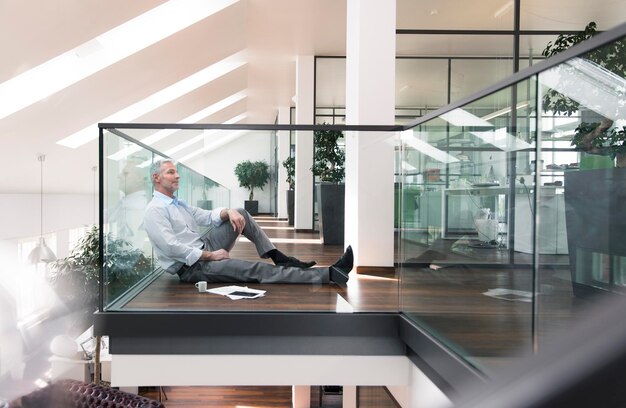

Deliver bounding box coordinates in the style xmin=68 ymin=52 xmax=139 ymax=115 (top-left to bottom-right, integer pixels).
xmin=541 ymin=22 xmax=626 ymax=298
xmin=197 ymin=178 xmax=218 ymax=210
xmin=49 ymin=225 xmax=152 ymax=384
xmin=282 ymin=156 xmax=295 ymax=225
xmin=234 ymin=160 xmax=270 ymax=215
xmin=311 ymin=126 xmax=345 ymax=245
xmin=49 ymin=225 xmax=152 ymax=333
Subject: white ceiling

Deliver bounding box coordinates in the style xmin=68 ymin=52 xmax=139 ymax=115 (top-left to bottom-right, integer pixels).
xmin=1 ymin=0 xmax=625 ymax=195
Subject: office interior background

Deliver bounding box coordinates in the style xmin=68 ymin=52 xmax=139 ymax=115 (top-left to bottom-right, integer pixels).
xmin=1 ymin=0 xmax=626 ymax=407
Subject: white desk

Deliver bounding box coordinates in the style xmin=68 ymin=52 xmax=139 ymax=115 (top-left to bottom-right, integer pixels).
xmin=514 ymin=188 xmax=568 ymax=254
xmin=418 ymin=185 xmax=568 ymax=254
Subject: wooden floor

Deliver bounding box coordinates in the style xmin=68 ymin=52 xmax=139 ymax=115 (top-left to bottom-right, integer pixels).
xmin=140 ymin=385 xmax=398 ymax=408
xmin=142 ymin=386 xmax=294 ymax=407
xmin=399 ymin=239 xmax=587 ymax=372
xmin=124 ymin=217 xmax=398 ymax=313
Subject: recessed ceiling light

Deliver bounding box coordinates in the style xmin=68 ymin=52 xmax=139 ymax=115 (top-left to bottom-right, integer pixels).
xmin=430 ymin=9 xmax=439 ymax=16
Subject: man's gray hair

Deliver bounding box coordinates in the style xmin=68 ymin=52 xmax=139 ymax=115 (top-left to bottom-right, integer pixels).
xmin=149 ymin=158 xmax=177 ymax=181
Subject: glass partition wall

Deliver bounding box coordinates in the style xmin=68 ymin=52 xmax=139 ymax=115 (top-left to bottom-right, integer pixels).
xmin=398 ymin=28 xmax=626 ymax=375
xmin=100 ymin=126 xmax=401 ymax=315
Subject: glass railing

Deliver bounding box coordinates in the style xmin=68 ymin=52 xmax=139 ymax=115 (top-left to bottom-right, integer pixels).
xmin=101 ymin=128 xmax=229 ymax=309
xmin=398 ymin=24 xmax=626 ymax=375
xmin=100 ymin=124 xmax=400 ymax=314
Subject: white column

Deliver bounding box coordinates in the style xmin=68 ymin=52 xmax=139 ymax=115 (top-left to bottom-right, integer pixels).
xmin=292 ymin=385 xmax=311 ymax=408
xmin=277 ymin=106 xmax=291 ymax=220
xmin=294 ymin=55 xmax=314 ymax=230
xmin=343 ymin=385 xmax=357 ymax=408
xmin=345 ymin=0 xmax=396 ymax=267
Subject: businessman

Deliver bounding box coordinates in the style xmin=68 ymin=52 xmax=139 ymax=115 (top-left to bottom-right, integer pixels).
xmin=144 ymin=159 xmax=352 ymax=285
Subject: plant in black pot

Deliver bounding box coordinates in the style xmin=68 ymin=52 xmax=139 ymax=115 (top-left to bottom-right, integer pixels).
xmin=311 ymin=126 xmax=345 ymax=245
xmin=197 ymin=178 xmax=218 ymax=210
xmin=541 ymin=22 xmax=626 ymax=298
xmin=234 ymin=160 xmax=270 ymax=216
xmin=282 ymin=156 xmax=295 ymax=226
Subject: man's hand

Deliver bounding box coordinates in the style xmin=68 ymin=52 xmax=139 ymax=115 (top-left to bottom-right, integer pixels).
xmin=202 ymin=249 xmax=230 ymax=261
xmin=227 ymin=208 xmax=246 ymax=234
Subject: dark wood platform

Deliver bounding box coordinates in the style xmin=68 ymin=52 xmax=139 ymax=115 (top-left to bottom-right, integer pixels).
xmin=123 ymin=217 xmax=398 ymax=313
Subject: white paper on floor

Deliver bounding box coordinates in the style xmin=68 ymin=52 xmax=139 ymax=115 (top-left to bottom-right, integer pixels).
xmin=482 ymin=288 xmax=534 ymax=302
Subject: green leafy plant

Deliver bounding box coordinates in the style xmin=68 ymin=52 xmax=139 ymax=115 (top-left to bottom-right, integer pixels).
xmin=571 ymin=122 xmax=626 ymax=164
xmin=282 ymin=156 xmax=295 ymax=190
xmin=49 ymin=225 xmax=152 ymax=329
xmin=234 ymin=160 xmax=270 ymax=200
xmin=311 ymin=126 xmax=345 ymax=183
xmin=541 ymin=21 xmax=626 ymax=167
xmin=541 ymin=22 xmax=600 ymax=116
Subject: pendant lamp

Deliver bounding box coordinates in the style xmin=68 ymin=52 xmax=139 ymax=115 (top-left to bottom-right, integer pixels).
xmin=28 ymin=154 xmax=57 ymax=263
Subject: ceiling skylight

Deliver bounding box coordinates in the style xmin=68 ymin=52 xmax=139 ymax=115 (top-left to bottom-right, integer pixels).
xmin=440 ymin=109 xmax=493 ymax=128
xmin=471 ymin=128 xmax=533 ymax=151
xmin=0 ymin=0 xmax=239 ymax=121
xmin=540 ymin=57 xmax=626 ymax=120
xmin=165 ymin=112 xmax=247 ymax=157
xmin=59 ymin=53 xmax=247 ymax=149
xmin=401 ymin=130 xmax=459 ymax=164
xmin=133 ymin=114 xmax=248 ymax=167
xmin=107 ymin=93 xmax=247 ymax=161
xmin=177 ymin=129 xmax=248 ymax=163
xmin=440 ymin=108 xmax=533 ymax=152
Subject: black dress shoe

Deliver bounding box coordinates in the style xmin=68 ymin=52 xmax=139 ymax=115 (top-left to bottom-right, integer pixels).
xmin=332 ymin=245 xmax=353 ymax=272
xmin=276 ymin=256 xmax=317 ymax=269
xmin=329 ymin=266 xmax=350 ymax=285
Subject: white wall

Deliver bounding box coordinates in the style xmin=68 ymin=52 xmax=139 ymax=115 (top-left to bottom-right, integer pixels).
xmin=112 ymin=355 xmax=410 ymax=386
xmin=187 ymin=131 xmax=273 ymax=213
xmin=387 ymin=364 xmax=452 ymax=408
xmin=111 ymin=353 xmax=452 ymax=408
xmin=0 ymin=193 xmax=94 ymax=241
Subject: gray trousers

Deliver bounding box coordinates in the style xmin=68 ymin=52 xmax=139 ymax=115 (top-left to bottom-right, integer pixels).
xmin=178 ymin=208 xmax=329 ymax=284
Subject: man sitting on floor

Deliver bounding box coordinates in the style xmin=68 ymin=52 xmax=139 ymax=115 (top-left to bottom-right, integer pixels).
xmin=144 ymin=159 xmax=352 ymax=285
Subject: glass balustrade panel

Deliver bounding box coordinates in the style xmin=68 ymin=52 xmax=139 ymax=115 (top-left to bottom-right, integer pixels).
xmin=398 ymin=79 xmax=538 ymax=374
xmin=535 ymin=33 xmax=626 ymax=351
xmin=102 ymin=128 xmax=229 ymax=310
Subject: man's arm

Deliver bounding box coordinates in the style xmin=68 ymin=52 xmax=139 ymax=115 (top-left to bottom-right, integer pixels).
xmin=199 ymin=248 xmax=230 ymax=261
xmin=219 ymin=208 xmax=246 ymax=234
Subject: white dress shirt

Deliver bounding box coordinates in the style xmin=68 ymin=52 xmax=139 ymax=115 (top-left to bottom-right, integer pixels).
xmin=144 ymin=191 xmax=225 ymax=274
